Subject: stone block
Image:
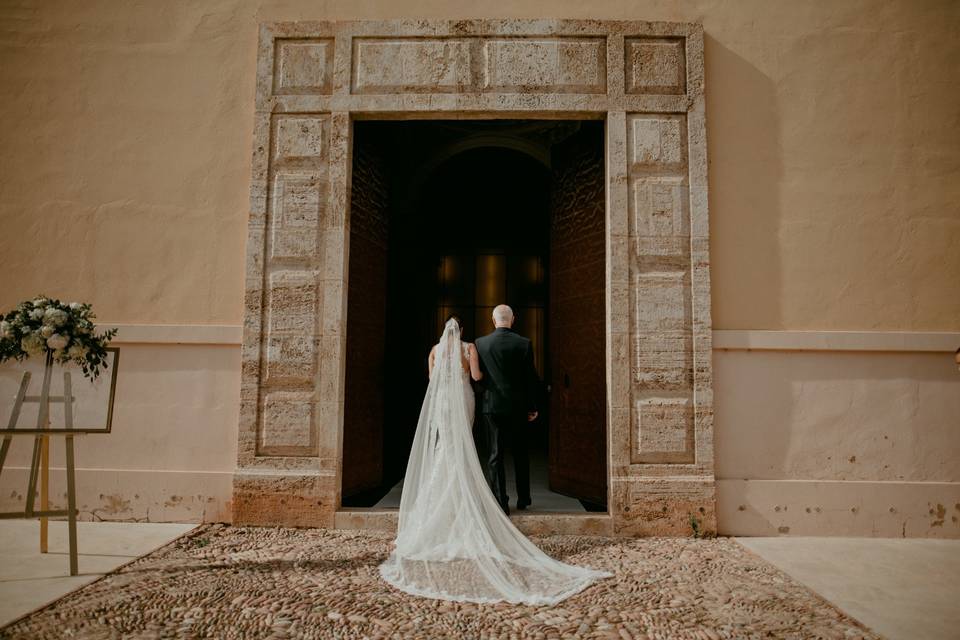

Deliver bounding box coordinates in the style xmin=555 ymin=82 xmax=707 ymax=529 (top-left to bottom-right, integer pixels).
xmin=625 ymin=37 xmax=686 ymax=95
xmin=270 ymin=173 xmax=323 ymax=259
xmin=608 ymin=406 xmax=631 ymax=468
xmin=265 ymin=334 xmax=316 ymax=384
xmin=482 ymin=38 xmax=606 ymax=93
xmin=633 ymin=271 xmax=691 ymax=333
xmin=273 ymin=115 xmax=327 ymax=162
xmin=274 ymin=38 xmax=334 ymax=94
xmin=352 ymin=38 xmax=472 ymax=93
xmin=266 ymin=270 xmax=319 ymax=334
xmin=632 ymin=331 xmax=693 ymax=390
xmin=317 ymin=401 xmax=343 ymax=471
xmin=264 ymin=269 xmax=320 ymax=384
xmin=232 ymin=472 xmax=336 ymax=527
xmin=260 ymin=391 xmax=316 ymax=454
xmin=610 ymin=478 xmax=716 ymax=536
xmin=633 ymin=396 xmax=694 ymax=463
xmin=321 ymin=279 xmax=346 ymax=336
xmin=608 ymin=332 xmax=631 ymax=409
xmin=627 ymin=114 xmax=687 ymax=171
xmin=318 ymin=335 xmax=346 ymax=405
xmin=608 ymin=234 xmax=630 ymax=283
xmin=321 ymin=231 xmax=347 ymax=281
xmin=631 ymin=176 xmax=690 ymax=244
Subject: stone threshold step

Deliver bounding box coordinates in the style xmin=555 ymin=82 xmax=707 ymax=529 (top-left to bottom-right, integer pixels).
xmin=334 ymin=509 xmax=613 ymax=536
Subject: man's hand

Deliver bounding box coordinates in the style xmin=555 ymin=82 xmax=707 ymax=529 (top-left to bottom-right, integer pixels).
xmin=527 ymin=411 xmax=538 ymax=422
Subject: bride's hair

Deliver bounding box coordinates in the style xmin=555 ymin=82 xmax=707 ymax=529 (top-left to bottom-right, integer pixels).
xmin=444 ymin=314 xmax=462 ymax=333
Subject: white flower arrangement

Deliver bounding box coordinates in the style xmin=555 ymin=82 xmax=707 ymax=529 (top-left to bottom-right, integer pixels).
xmin=0 ymin=295 xmax=118 ymax=380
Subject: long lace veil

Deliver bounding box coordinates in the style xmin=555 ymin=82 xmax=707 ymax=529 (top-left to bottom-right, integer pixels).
xmin=378 ymin=319 xmax=612 ymax=605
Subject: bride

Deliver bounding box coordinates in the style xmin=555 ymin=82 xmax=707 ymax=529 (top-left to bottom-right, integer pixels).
xmin=378 ymin=316 xmax=612 ymax=605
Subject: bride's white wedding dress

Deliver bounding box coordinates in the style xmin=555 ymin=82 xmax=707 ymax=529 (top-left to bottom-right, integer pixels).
xmin=378 ymin=319 xmax=612 ymax=605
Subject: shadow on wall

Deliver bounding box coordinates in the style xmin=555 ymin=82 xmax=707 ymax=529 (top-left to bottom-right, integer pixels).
xmin=704 ymin=34 xmax=784 ymax=331
xmin=703 ymin=33 xmax=792 ymax=523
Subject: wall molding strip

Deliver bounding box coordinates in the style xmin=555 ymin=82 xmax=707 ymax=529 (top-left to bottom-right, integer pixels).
xmin=98 ymin=325 xmax=959 ymax=352
xmin=713 ymin=330 xmax=960 ymax=353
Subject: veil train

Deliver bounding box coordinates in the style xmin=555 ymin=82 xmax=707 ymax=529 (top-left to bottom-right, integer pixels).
xmin=378 ymin=319 xmax=612 ymax=605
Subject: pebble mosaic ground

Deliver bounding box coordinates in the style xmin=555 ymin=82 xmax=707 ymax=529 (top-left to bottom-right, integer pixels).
xmin=2 ymin=524 xmax=880 ymax=639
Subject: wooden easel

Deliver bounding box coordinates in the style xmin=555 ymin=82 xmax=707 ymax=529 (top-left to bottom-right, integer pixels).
xmin=0 ymin=354 xmax=80 ymax=575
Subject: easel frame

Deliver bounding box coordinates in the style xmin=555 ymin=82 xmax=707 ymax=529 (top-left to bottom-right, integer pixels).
xmin=0 ymin=347 xmax=119 ymax=576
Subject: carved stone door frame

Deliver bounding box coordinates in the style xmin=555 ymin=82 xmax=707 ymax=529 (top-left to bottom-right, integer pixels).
xmin=234 ymin=19 xmax=715 ymax=536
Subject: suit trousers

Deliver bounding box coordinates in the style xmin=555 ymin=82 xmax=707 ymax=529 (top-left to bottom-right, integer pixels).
xmin=477 ymin=412 xmax=530 ymax=511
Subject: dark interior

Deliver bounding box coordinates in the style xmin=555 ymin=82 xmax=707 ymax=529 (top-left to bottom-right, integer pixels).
xmin=342 ymin=119 xmax=607 ymax=510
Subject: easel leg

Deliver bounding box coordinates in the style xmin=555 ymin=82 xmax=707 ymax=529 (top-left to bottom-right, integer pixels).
xmin=26 ymin=357 xmax=53 ymax=518
xmin=64 ymin=435 xmax=78 ymax=575
xmin=0 ymin=435 xmax=11 ymax=474
xmin=1 ymin=372 xmax=31 ymax=475
xmin=24 ymin=436 xmax=41 ymax=516
xmin=40 ymin=435 xmax=49 ymax=553
xmin=63 ymin=371 xmax=77 ymax=576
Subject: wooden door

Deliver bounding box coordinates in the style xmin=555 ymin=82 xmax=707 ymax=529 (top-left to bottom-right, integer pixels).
xmin=342 ymin=138 xmax=389 ymax=498
xmin=548 ymin=121 xmax=607 ymax=506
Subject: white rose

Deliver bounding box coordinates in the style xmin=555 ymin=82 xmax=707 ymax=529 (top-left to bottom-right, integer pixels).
xmin=0 ymin=321 xmax=10 ymax=338
xmin=21 ymin=334 xmax=44 ymax=354
xmin=32 ymin=298 xmax=47 ymax=308
xmin=46 ymin=333 xmax=68 ymax=350
xmin=43 ymin=307 xmax=68 ymax=327
xmin=29 ymin=309 xmax=44 ymax=320
xmin=41 ymin=325 xmax=54 ymax=337
xmin=67 ymin=344 xmax=87 ymax=359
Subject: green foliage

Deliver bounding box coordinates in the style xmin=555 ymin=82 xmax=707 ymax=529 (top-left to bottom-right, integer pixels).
xmin=689 ymin=512 xmax=716 ymax=539
xmin=0 ymin=295 xmax=118 ymax=381
xmin=689 ymin=513 xmax=702 ymax=538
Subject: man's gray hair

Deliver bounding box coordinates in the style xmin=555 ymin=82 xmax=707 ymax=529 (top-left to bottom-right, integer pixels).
xmin=492 ymin=304 xmax=514 ymax=326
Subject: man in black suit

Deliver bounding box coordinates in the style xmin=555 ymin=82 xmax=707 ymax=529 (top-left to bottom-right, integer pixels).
xmin=474 ymin=304 xmax=540 ymax=515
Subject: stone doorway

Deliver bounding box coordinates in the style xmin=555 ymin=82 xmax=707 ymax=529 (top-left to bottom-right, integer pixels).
xmin=233 ymin=19 xmax=716 ymax=537
xmin=340 ymin=119 xmax=608 ymax=514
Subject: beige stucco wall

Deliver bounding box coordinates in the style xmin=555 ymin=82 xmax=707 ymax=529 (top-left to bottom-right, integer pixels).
xmin=0 ymin=339 xmax=237 ymax=522
xmin=714 ymin=347 xmax=960 ymax=537
xmin=1 ymin=0 xmax=957 ymax=329
xmin=1 ymin=1 xmax=958 ymax=534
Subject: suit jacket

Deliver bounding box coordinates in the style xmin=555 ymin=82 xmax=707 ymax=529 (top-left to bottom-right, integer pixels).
xmin=475 ymin=327 xmax=539 ymax=415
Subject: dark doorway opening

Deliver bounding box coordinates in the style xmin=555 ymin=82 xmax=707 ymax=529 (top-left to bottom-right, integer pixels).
xmin=342 ymin=119 xmax=607 ymax=512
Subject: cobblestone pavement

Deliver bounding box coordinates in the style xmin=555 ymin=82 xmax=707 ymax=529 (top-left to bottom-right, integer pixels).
xmin=2 ymin=525 xmax=880 ymax=639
